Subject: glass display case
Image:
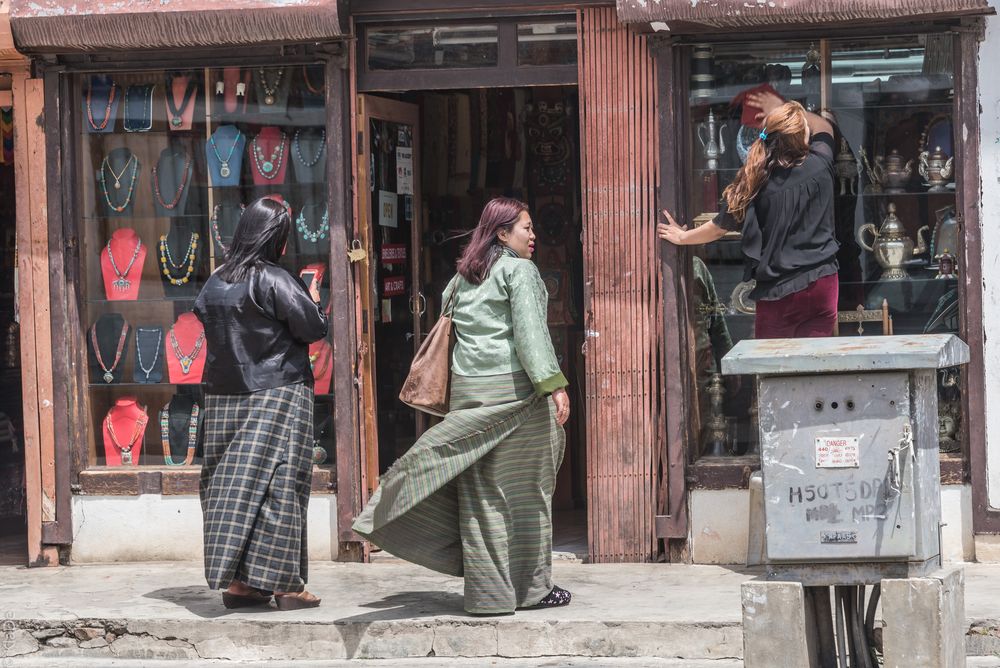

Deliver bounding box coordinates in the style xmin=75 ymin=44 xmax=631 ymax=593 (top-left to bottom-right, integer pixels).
xmin=75 ymin=64 xmax=335 ymax=470
xmin=687 ymin=34 xmax=963 ymax=459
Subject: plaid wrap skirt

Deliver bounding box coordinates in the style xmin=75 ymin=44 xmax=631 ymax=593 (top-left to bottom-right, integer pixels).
xmin=200 ymin=382 xmax=314 ymax=592
xmin=353 ymin=371 xmax=566 ymax=613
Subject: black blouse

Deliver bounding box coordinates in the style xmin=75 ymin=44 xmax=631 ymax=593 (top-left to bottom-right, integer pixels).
xmin=714 ymin=132 xmax=840 ymax=301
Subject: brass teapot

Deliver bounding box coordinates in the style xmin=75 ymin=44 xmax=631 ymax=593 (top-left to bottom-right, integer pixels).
xmin=857 ymin=203 xmax=930 ymax=280
xmin=881 ymin=149 xmax=913 ymax=194
xmin=918 ymin=146 xmax=954 ymax=192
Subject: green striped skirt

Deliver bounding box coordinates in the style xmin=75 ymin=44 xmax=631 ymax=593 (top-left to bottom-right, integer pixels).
xmin=353 ymin=370 xmax=565 ymax=613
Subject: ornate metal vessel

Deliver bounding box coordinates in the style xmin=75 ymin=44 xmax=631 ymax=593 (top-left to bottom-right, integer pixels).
xmin=881 ymin=149 xmax=913 ymax=194
xmin=697 ymin=109 xmax=727 ymax=170
xmin=857 ymin=203 xmax=930 ymax=280
xmin=834 ymin=137 xmax=859 ymax=195
xmin=918 ymin=146 xmax=954 ymax=192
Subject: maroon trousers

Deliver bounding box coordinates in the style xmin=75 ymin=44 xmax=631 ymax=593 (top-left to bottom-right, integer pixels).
xmin=754 ymin=273 xmax=839 ymax=339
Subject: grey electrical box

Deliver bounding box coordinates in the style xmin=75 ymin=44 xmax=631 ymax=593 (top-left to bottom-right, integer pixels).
xmin=722 ymin=334 xmax=969 ymax=585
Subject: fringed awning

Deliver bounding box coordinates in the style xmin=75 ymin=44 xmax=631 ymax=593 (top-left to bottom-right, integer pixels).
xmin=9 ymin=0 xmax=348 ymax=54
xmin=617 ymin=0 xmax=994 ymax=32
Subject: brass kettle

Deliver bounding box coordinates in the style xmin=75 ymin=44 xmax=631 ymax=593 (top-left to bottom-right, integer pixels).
xmin=857 ymin=203 xmax=929 ymax=280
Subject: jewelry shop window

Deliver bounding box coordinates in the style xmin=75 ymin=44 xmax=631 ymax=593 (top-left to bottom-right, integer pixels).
xmin=74 ymin=65 xmax=334 ymax=470
xmin=687 ymin=34 xmax=963 ymax=462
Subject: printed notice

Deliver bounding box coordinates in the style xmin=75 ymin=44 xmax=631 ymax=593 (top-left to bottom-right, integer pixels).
xmin=815 ymin=436 xmax=860 ymax=468
xmin=378 ymin=190 xmax=397 ymax=228
xmin=396 ymin=147 xmax=414 ymax=195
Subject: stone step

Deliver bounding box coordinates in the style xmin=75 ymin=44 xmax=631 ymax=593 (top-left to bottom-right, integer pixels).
xmin=3 ymin=561 xmax=999 ymax=663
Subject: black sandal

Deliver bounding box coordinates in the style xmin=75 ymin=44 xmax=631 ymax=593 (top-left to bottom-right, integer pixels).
xmin=518 ymin=585 xmax=572 ymax=610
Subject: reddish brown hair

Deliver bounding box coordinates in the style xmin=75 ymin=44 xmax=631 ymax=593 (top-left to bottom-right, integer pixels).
xmin=456 ymin=197 xmax=529 ymax=285
xmin=722 ymin=101 xmax=810 ymax=223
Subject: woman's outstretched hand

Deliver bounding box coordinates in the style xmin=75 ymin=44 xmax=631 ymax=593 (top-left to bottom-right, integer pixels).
xmin=552 ymin=388 xmax=570 ymax=426
xmin=657 ymin=209 xmax=688 ymax=246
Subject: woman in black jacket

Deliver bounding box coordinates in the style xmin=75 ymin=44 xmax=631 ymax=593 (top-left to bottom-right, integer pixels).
xmin=194 ymin=197 xmax=328 ymax=610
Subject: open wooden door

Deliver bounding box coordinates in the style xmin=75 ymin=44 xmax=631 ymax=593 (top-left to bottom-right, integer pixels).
xmin=354 ymin=95 xmax=424 ymax=499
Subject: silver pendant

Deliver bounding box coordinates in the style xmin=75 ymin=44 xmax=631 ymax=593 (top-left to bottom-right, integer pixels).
xmin=114 ymin=180 xmax=121 ymax=190
xmin=113 ymin=278 xmax=131 ymax=292
xmin=171 ymin=116 xmax=182 ymax=127
xmin=121 ymin=450 xmax=132 ymax=465
xmin=236 ymin=83 xmax=246 ymax=97
xmin=264 ymin=95 xmax=275 ymax=105
xmin=103 ymin=371 xmax=114 ymax=383
xmin=180 ymin=358 xmax=192 ymax=374
xmin=215 ymin=81 xmax=225 ymax=95
xmin=262 ymin=161 xmax=274 ymax=173
xmin=219 ymin=164 xmax=231 ymax=178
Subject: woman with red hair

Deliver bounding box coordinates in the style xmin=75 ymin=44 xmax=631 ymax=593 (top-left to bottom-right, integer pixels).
xmin=659 ymin=93 xmax=839 ymax=339
xmin=354 ymin=197 xmax=572 ymax=615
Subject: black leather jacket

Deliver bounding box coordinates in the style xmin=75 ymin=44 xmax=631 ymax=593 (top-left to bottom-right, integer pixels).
xmin=193 ymin=262 xmax=329 ymax=394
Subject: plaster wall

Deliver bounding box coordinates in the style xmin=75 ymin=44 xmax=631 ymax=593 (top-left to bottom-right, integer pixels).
xmin=70 ymin=494 xmax=338 ymax=563
xmin=690 ymin=484 xmax=974 ymax=564
xmin=982 ymin=1 xmax=1000 ymax=515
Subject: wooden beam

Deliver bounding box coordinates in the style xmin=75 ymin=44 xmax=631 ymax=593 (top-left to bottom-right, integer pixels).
xmin=12 ymin=69 xmax=57 ymax=567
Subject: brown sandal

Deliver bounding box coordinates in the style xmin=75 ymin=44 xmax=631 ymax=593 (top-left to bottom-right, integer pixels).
xmin=274 ymin=592 xmax=322 ymax=610
xmin=222 ymin=589 xmax=272 ymax=609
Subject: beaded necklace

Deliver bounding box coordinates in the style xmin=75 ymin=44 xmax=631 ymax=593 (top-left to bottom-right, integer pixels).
xmin=293 ymin=129 xmax=326 ymax=167
xmin=209 ymin=127 xmax=242 ymax=179
xmin=302 ymin=66 xmax=323 ymax=95
xmin=106 ymin=237 xmax=142 ymax=293
xmin=135 ymin=327 xmax=162 ymax=382
xmin=160 ymin=401 xmax=199 ymax=466
xmin=123 ymin=84 xmax=154 ymax=132
xmin=106 ymin=410 xmax=147 ymax=465
xmin=296 ymin=206 xmax=329 ymax=243
xmin=257 ymin=67 xmax=285 ymax=105
xmin=152 ymin=152 xmax=193 ymax=210
xmin=169 ymin=327 xmax=206 ymax=374
xmin=165 ymin=75 xmax=197 ymax=128
xmin=159 ymin=232 xmax=199 ymax=286
xmin=99 ymin=153 xmax=139 ymax=213
xmin=86 ymin=80 xmax=118 ymax=131
xmin=90 ymin=320 xmax=128 ymax=383
xmin=310 ymin=346 xmax=331 ymax=384
xmin=251 ymin=131 xmax=287 ymax=179
xmin=210 ymin=203 xmax=245 ymax=256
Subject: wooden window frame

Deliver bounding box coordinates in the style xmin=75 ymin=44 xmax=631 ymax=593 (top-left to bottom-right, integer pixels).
xmin=356 ymin=17 xmax=578 ymax=92
xmin=662 ymin=21 xmax=982 ymax=492
xmin=41 ymin=45 xmax=356 ymax=499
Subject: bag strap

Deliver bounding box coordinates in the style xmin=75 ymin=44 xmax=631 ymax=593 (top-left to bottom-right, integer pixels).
xmin=442 ymin=279 xmax=459 ymax=316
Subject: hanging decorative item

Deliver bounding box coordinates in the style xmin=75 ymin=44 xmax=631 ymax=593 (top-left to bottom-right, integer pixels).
xmin=86 ymin=79 xmax=118 ymax=131
xmin=123 ymin=84 xmax=155 ymax=132
xmin=159 ymin=232 xmax=199 ymax=285
xmin=0 ymin=108 xmax=14 ymax=164
xmin=152 ymin=151 xmax=193 ymax=210
xmin=99 ymin=152 xmax=140 ymax=213
xmin=295 ymin=206 xmax=329 ymax=243
xmin=251 ymin=130 xmax=288 ymax=179
xmin=106 ymin=409 xmax=147 ymax=466
xmin=160 ymin=401 xmax=199 ymax=466
xmin=106 ymin=235 xmax=143 ymax=293
xmin=169 ymin=326 xmax=206 ymax=375
xmin=91 ymin=319 xmax=129 ymax=383
xmin=293 ymin=128 xmax=326 ymax=167
xmin=165 ymin=73 xmax=197 ymax=128
xmin=210 ymin=203 xmax=245 ymax=255
xmin=257 ymin=67 xmax=285 ymax=106
xmin=134 ymin=327 xmax=162 ymax=383
xmin=209 ymin=126 xmax=243 ymax=179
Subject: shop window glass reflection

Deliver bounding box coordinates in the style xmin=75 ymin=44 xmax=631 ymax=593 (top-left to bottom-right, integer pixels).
xmin=75 ymin=64 xmax=335 ymax=469
xmin=688 ymin=34 xmax=961 ymax=460
xmin=367 ymin=25 xmax=499 ymax=71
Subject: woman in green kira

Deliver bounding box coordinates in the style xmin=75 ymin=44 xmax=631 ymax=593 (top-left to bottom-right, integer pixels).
xmin=353 ymin=197 xmax=572 ymax=615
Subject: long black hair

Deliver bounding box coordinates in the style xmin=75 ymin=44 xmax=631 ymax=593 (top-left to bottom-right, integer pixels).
xmin=217 ymin=197 xmax=291 ymax=283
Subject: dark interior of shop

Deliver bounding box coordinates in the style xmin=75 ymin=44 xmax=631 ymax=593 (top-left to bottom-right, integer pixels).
xmin=367 ymin=86 xmax=588 ymax=557
xmin=0 ymin=99 xmax=26 ymax=565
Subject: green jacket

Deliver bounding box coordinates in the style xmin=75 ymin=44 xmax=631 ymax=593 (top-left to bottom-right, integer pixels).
xmin=443 ymin=249 xmax=568 ymax=396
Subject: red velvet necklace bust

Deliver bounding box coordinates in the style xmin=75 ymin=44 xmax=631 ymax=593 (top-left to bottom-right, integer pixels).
xmin=309 ymin=339 xmax=333 ymax=396
xmin=103 ymin=397 xmax=149 ymax=466
xmin=167 ymin=312 xmax=207 ymax=384
xmin=100 ymin=228 xmax=146 ymax=301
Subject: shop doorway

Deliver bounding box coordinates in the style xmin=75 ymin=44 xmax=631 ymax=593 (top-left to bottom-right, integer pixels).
xmin=0 ymin=100 xmax=26 ymax=565
xmin=356 ymin=86 xmax=588 ymax=558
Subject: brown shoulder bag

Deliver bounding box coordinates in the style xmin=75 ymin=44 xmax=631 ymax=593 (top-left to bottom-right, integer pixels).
xmin=398 ymin=287 xmax=457 ymax=417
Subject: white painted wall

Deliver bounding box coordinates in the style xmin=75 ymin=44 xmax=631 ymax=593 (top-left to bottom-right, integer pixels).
xmin=690 ymin=485 xmax=974 ymax=564
xmin=70 ymin=494 xmax=338 ymax=564
xmin=981 ymin=1 xmax=1000 ymax=518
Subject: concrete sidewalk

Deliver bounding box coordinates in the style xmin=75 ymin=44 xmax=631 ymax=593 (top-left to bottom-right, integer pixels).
xmin=2 ymin=560 xmax=1000 ymax=662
